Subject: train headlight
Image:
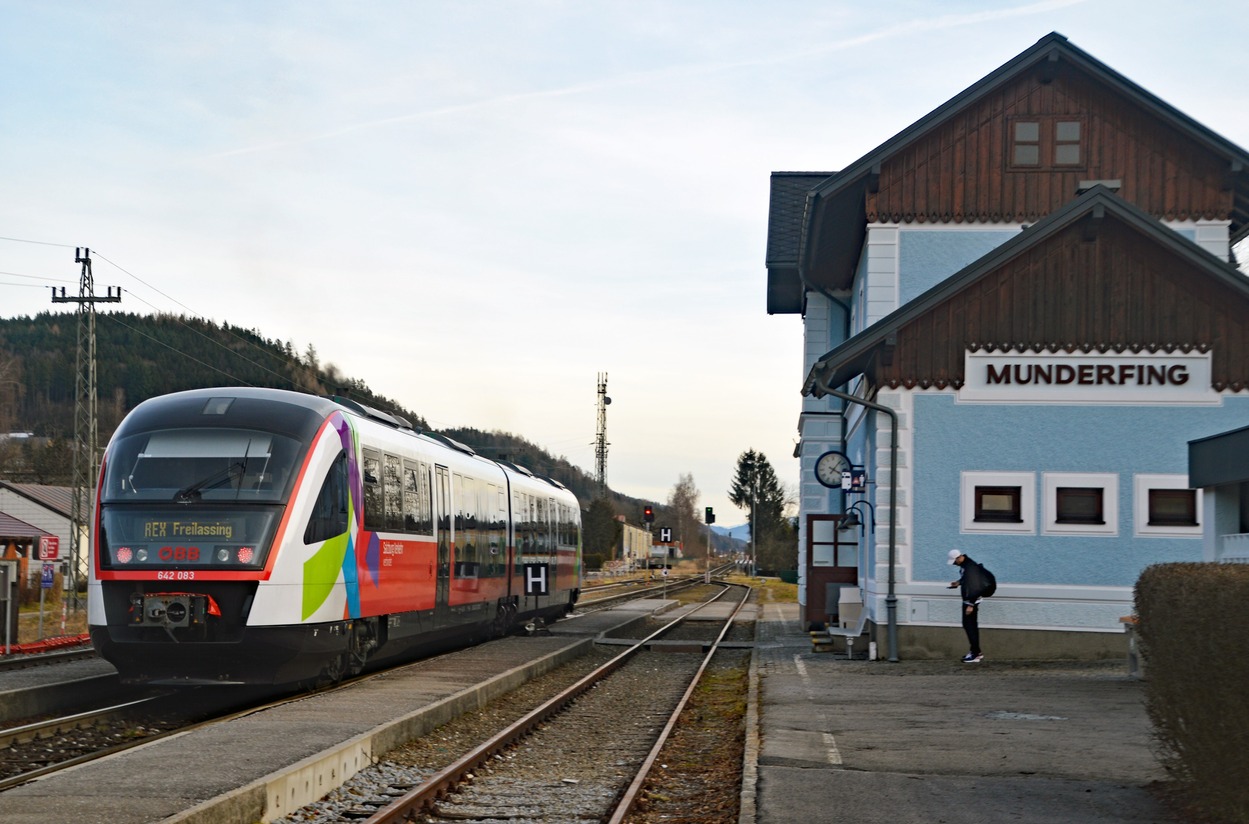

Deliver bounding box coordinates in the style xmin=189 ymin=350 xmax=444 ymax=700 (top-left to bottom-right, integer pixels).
xmin=216 ymin=548 xmax=231 ymax=563
xmin=136 ymin=548 xmax=149 ymax=562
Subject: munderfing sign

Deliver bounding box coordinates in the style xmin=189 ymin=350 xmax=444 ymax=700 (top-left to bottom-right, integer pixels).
xmin=959 ymin=350 xmax=1217 ymax=404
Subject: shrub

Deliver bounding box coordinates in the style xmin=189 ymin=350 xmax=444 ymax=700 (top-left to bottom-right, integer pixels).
xmin=1135 ymin=563 xmax=1249 ymax=822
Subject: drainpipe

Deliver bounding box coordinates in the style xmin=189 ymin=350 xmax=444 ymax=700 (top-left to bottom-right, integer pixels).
xmin=808 ymin=376 xmax=899 ymax=663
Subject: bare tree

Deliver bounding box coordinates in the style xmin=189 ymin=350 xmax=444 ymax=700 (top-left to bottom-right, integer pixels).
xmin=667 ymin=473 xmax=702 ymax=561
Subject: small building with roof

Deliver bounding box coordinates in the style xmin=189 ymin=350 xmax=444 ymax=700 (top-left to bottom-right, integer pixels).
xmin=0 ymin=481 xmax=82 ymax=589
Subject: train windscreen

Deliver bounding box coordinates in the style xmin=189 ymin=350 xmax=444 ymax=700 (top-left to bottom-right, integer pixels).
xmin=102 ymin=428 xmax=301 ymax=503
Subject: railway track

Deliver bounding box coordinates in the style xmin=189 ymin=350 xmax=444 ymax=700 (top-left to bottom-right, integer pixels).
xmin=276 ymin=581 xmax=751 ymax=824
xmin=0 ymin=695 xmax=179 ymax=790
xmin=0 ymin=646 xmax=96 ymax=673
xmin=0 ymin=685 xmax=302 ymax=791
xmin=576 ymin=563 xmax=735 ymax=611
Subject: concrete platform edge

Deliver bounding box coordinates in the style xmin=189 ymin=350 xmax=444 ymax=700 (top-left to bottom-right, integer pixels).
xmin=165 ymin=636 xmax=597 ymax=824
xmin=738 ymin=625 xmax=760 ymax=824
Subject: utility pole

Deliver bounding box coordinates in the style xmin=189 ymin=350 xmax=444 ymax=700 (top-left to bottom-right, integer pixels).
xmin=593 ymin=372 xmax=610 ymax=493
xmin=51 ymin=248 xmax=121 ymax=609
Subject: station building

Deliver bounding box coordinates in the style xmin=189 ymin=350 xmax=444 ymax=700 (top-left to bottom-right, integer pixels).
xmin=766 ymin=33 xmax=1249 ymax=659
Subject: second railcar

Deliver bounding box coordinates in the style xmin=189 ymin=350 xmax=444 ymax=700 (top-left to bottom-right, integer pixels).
xmin=88 ymin=387 xmax=581 ymax=685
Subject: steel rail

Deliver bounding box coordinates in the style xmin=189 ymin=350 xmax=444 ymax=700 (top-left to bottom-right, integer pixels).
xmin=0 ymin=666 xmax=379 ymax=793
xmin=578 ymin=564 xmax=734 ymax=609
xmin=0 ymin=646 xmax=96 ymax=672
xmin=0 ymin=696 xmax=159 ymax=749
xmin=607 ymin=583 xmax=752 ymax=823
xmin=361 ymin=583 xmax=742 ymax=824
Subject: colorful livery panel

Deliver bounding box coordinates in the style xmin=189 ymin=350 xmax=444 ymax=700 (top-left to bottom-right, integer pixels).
xmin=89 ymin=387 xmax=582 ymax=685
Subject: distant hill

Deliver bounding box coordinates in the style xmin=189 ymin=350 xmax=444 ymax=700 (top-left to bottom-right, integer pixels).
xmin=0 ymin=311 xmax=641 ymax=516
xmin=712 ymin=523 xmax=752 ymax=544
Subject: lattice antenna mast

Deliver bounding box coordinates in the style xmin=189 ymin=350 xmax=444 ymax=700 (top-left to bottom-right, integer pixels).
xmin=51 ymin=248 xmax=121 ymax=607
xmin=594 ymin=372 xmax=610 ymax=491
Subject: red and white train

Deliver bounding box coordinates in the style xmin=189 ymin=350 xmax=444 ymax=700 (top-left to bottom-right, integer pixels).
xmin=88 ymin=387 xmax=582 ymax=685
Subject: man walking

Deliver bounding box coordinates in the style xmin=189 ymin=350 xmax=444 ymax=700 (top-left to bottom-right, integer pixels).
xmin=948 ymin=549 xmax=991 ymax=662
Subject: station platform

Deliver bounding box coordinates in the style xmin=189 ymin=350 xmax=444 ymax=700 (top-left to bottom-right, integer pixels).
xmin=743 ymin=602 xmax=1180 ymax=824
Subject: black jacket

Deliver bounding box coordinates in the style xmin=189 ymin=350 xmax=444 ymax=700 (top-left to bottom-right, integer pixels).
xmin=959 ymin=556 xmax=994 ymax=602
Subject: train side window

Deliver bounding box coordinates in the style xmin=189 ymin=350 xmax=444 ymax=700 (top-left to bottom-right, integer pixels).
xmin=304 ymin=452 xmax=348 ymax=544
xmin=383 ymin=454 xmax=403 ymax=531
xmin=515 ymin=492 xmax=531 ymax=555
xmin=404 ymin=461 xmax=433 ymax=535
xmin=363 ymin=449 xmax=384 ymax=531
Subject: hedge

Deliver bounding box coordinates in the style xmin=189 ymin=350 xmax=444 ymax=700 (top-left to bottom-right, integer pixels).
xmin=1135 ymin=563 xmax=1249 ymax=822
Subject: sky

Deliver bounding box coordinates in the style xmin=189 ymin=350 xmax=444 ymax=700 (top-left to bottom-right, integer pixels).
xmin=3 ymin=1 xmax=1248 ymax=527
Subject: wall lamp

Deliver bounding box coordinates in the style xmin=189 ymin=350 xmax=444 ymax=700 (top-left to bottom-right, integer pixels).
xmin=839 ymin=500 xmax=875 ymax=534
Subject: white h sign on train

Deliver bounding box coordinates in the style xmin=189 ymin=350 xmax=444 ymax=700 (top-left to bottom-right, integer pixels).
xmin=523 ymin=564 xmax=550 ymax=596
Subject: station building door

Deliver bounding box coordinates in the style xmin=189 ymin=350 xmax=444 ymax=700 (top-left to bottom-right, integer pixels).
xmin=805 ymin=514 xmax=859 ymax=627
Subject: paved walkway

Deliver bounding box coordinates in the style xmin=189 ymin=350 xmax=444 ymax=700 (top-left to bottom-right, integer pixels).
xmin=747 ymin=602 xmax=1179 ymax=824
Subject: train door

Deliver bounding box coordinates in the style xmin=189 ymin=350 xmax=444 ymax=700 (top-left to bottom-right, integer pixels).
xmin=435 ymin=465 xmax=451 ymax=611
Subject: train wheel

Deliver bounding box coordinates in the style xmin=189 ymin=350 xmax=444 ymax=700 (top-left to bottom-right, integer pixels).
xmin=317 ymin=654 xmax=348 ymax=687
xmin=491 ymin=604 xmax=511 ymax=638
xmin=345 ymin=620 xmax=378 ymax=677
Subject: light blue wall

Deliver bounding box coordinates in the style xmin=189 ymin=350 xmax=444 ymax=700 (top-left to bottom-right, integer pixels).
xmin=910 ymin=393 xmax=1249 ymax=588
xmin=842 ymin=402 xmax=878 ymax=573
xmin=898 ymin=230 xmax=1019 ymax=304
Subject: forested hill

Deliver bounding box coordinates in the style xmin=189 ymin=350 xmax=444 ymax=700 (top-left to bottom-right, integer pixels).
xmin=0 ymin=311 xmax=424 ymax=438
xmin=0 ymin=311 xmax=640 ymax=517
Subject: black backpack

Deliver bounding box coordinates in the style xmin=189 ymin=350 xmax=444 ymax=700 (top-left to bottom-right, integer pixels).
xmin=974 ymin=562 xmax=997 ymax=598
xmin=964 ymin=559 xmax=994 ymax=599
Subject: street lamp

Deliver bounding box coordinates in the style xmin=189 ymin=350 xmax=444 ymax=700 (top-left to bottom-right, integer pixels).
xmin=839 ymin=500 xmax=875 ymax=534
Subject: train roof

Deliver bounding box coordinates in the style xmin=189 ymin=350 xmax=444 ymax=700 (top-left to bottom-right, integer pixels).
xmin=118 ymin=387 xmax=576 ymax=500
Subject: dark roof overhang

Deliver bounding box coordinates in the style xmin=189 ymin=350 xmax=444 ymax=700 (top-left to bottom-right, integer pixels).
xmin=0 ymin=512 xmax=51 ymax=540
xmin=1190 ymin=424 xmax=1249 ymax=487
xmin=766 ymin=172 xmax=835 ymax=314
xmin=803 ymin=185 xmax=1249 ymax=397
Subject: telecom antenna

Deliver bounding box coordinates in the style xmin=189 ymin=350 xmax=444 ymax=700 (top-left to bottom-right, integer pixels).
xmin=51 ymin=248 xmax=121 ymax=608
xmin=594 ymin=372 xmax=610 ymax=491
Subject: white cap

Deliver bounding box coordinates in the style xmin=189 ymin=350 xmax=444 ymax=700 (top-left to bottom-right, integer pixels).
xmin=947 ymin=549 xmax=963 ymax=565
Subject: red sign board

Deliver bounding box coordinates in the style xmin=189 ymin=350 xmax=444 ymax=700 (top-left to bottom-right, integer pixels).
xmin=38 ymin=536 xmax=60 ymax=561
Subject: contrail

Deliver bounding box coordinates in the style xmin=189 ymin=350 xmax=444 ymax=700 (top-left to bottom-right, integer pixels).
xmin=201 ymin=0 xmax=1086 ymax=161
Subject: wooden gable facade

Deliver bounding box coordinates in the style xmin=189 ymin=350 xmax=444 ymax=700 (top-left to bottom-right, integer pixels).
xmin=793 ymin=32 xmax=1249 ymax=294
xmin=868 ymin=60 xmax=1236 ymax=226
xmin=804 ymin=188 xmax=1249 ymax=396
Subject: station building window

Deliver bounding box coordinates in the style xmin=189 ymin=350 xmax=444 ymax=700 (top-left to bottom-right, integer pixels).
xmin=961 ymin=471 xmax=1035 ymax=534
xmin=1134 ymin=474 xmax=1202 ymax=537
xmin=1043 ymin=472 xmax=1118 ymax=536
xmin=1010 ymin=118 xmax=1085 ymax=169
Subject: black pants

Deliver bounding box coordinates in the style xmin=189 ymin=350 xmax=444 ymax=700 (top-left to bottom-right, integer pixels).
xmin=962 ymin=603 xmax=980 ymax=656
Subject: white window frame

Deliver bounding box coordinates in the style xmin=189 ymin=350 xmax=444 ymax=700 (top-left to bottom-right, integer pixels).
xmin=1133 ymin=474 xmax=1202 ymax=538
xmin=961 ymin=471 xmax=1036 ymax=534
xmin=1042 ymin=472 xmax=1118 ymax=536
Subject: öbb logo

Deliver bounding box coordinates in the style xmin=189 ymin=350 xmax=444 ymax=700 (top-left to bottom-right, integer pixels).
xmin=158 ymin=546 xmax=200 ymax=562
